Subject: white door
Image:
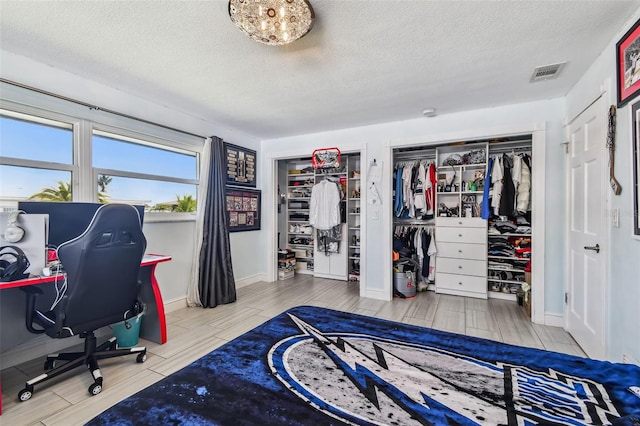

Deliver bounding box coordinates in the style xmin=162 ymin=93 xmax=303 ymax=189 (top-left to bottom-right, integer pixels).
xmin=566 ymin=96 xmax=607 ymax=359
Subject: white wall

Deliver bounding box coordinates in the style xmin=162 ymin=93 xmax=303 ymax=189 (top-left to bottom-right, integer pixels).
xmin=0 ymin=50 xmax=269 ymax=297
xmin=262 ymin=98 xmax=566 ymax=318
xmin=565 ymin=11 xmax=640 ymax=363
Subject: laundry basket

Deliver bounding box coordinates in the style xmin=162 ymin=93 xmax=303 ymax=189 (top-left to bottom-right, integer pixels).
xmin=111 ymin=311 xmax=144 ymax=348
xmin=393 ymin=271 xmax=417 ymax=298
xmin=393 ymin=257 xmax=420 ymax=298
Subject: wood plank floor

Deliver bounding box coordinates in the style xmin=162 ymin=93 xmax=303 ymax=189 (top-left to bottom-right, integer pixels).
xmin=0 ymin=275 xmax=585 ymax=425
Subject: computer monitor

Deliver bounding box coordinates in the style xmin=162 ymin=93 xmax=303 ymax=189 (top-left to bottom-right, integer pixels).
xmin=18 ymin=202 xmax=145 ymax=248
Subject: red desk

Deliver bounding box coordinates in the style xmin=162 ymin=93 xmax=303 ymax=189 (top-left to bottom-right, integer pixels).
xmin=0 ymin=253 xmax=171 ymax=343
xmin=0 ymin=254 xmax=171 ymax=415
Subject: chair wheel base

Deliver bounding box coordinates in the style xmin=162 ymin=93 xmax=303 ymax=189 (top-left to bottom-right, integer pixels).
xmin=18 ymin=387 xmax=33 ymax=402
xmin=89 ymin=382 xmax=102 ymax=396
xmin=136 ymin=353 xmax=147 ymax=363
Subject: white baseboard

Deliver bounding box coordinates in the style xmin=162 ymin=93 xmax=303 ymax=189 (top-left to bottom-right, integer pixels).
xmin=544 ymin=312 xmax=564 ymax=328
xmin=163 ymin=296 xmax=187 ymax=313
xmin=235 ymin=273 xmax=268 ymax=289
xmin=362 ymin=287 xmax=392 ymax=301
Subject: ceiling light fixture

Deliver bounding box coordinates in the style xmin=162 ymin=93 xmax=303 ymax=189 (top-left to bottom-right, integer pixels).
xmin=228 ymin=0 xmax=315 ymax=46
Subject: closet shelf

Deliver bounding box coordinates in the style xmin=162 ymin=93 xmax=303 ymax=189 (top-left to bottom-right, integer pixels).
xmin=488 ymin=255 xmax=529 ymax=261
xmin=287 ymin=172 xmax=314 ymax=177
xmin=289 ymin=243 xmax=313 ymax=248
xmin=288 ymin=197 xmax=310 ymax=201
xmin=488 ymin=278 xmax=525 ymax=285
xmin=488 ymin=266 xmax=526 ymax=273
xmin=393 ymin=219 xmax=434 ymax=225
xmin=287 ymin=184 xmax=313 ymax=188
xmin=488 ymin=233 xmax=532 ymax=237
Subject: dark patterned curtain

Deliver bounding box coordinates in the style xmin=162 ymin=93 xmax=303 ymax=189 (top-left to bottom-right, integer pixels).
xmin=198 ymin=136 xmax=236 ymax=307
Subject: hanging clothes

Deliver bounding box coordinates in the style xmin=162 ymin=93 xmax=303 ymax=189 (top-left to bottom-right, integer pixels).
xmin=309 ymin=180 xmax=341 ymax=230
xmin=481 ymin=156 xmax=494 ymax=220
xmin=414 ymin=162 xmax=426 ymax=213
xmin=394 ymin=165 xmax=404 ymax=217
xmin=425 ymin=163 xmax=436 ymax=217
xmin=427 ymin=235 xmax=437 ymax=282
xmin=491 ymin=155 xmax=503 ymax=216
xmin=402 ymin=165 xmax=414 ymax=218
xmin=516 ymin=155 xmax=531 ymax=214
xmin=498 ymin=154 xmax=516 ymax=217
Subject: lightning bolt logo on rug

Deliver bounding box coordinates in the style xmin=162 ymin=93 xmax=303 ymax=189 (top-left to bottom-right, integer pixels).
xmin=268 ymin=314 xmax=620 ymax=425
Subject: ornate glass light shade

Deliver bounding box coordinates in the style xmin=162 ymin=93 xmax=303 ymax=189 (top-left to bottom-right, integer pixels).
xmin=228 ymin=0 xmax=315 ymax=46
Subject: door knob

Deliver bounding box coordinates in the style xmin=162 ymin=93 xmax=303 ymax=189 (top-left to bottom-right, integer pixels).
xmin=584 ymin=244 xmax=600 ymax=253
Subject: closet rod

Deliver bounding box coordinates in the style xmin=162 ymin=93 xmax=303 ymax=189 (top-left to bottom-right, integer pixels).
xmin=394 ymin=220 xmax=435 ymax=226
xmin=488 ymin=139 xmax=532 ymax=149
xmin=394 ymin=148 xmax=437 ymax=160
xmin=490 ymin=146 xmax=532 ymax=155
xmin=0 ymin=78 xmax=207 ymax=140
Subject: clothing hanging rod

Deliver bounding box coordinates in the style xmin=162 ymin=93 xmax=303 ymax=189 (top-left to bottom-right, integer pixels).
xmin=0 ymin=78 xmax=207 ymax=139
xmin=394 ymin=148 xmax=437 ymax=160
xmin=490 ymin=146 xmax=532 ymax=155
xmin=394 ymin=220 xmax=435 ymax=226
xmin=488 ymin=139 xmax=532 ymax=149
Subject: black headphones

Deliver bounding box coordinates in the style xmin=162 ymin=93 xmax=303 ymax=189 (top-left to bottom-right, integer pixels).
xmin=0 ymin=245 xmax=30 ymax=282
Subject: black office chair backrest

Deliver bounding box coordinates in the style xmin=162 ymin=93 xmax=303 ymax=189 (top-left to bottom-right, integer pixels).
xmin=56 ymin=203 xmax=146 ymax=334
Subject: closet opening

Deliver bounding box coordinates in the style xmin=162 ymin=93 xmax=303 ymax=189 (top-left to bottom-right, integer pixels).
xmin=392 ymin=135 xmax=534 ymax=317
xmin=276 ymin=152 xmax=362 ymax=285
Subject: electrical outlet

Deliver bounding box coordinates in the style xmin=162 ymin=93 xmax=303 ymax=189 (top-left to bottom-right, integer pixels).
xmin=612 ymin=208 xmax=620 ymax=228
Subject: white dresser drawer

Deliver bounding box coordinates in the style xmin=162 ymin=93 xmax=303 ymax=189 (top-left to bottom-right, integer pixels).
xmin=437 ymin=242 xmax=487 ymax=260
xmin=436 ymin=226 xmax=486 ymax=243
xmin=436 ymin=272 xmax=487 ymax=295
xmin=436 ymin=217 xmax=486 ymax=228
xmin=436 ymin=257 xmax=486 ymax=276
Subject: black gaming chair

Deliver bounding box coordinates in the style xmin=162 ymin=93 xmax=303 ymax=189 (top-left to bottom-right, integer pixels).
xmin=18 ymin=203 xmax=148 ymax=402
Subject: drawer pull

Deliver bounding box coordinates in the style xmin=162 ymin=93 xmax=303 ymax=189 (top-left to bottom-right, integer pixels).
xmin=458 ymin=221 xmax=462 ymax=225
xmin=458 ymin=266 xmax=463 ymax=269
xmin=458 ymin=234 xmax=462 ymax=237
xmin=458 ymin=249 xmax=462 ymax=253
xmin=458 ymin=282 xmax=462 ymax=285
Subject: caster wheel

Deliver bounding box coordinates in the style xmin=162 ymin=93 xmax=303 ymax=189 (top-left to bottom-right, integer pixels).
xmin=18 ymin=388 xmax=33 ymax=402
xmin=136 ymin=353 xmax=147 ymax=363
xmin=89 ymin=383 xmax=102 ymax=396
xmin=44 ymin=360 xmax=55 ymax=370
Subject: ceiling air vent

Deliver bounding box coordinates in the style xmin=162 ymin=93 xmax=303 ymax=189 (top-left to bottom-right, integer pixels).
xmin=530 ymin=62 xmax=566 ymax=83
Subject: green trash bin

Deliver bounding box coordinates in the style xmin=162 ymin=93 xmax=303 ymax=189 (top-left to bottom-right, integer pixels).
xmin=111 ymin=312 xmax=144 ymax=348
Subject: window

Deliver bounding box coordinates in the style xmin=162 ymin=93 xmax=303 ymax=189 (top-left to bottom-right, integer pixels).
xmin=92 ymin=130 xmax=198 ymax=212
xmin=0 ymin=105 xmax=200 ymax=216
xmin=0 ymin=110 xmax=76 ymax=210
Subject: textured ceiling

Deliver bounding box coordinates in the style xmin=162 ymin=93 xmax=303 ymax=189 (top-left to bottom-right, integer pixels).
xmin=1 ymin=0 xmax=639 ymax=139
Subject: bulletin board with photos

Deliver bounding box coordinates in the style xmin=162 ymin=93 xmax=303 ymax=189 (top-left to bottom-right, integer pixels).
xmin=225 ymin=143 xmax=257 ymax=188
xmin=226 ymin=187 xmax=261 ymax=232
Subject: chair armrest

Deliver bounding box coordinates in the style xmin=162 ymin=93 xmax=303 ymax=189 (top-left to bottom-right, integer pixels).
xmin=19 ymin=286 xmax=46 ymax=334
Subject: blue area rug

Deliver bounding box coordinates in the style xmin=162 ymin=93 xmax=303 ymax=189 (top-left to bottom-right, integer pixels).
xmin=88 ymin=305 xmax=640 ymax=425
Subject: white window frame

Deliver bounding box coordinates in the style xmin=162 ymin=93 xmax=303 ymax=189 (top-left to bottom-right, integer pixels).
xmin=91 ymin=126 xmax=200 ymax=221
xmin=0 ymin=100 xmax=202 ymax=223
xmin=0 ymin=106 xmax=81 ymax=200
